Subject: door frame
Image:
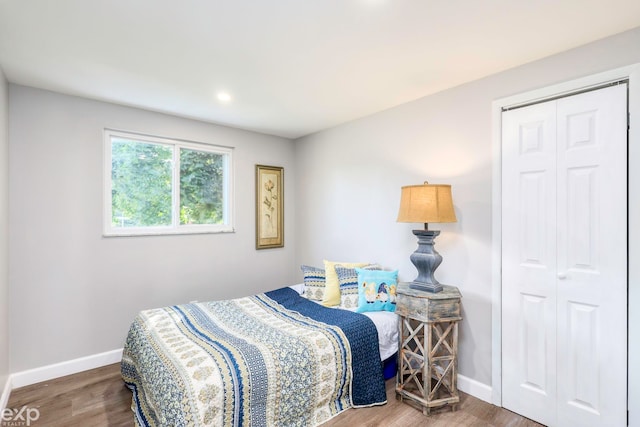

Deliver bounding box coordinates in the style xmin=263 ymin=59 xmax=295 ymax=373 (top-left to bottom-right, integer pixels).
xmin=491 ymin=64 xmax=640 ymax=424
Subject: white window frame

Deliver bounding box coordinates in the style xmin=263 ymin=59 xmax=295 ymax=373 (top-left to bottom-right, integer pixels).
xmin=103 ymin=129 xmax=234 ymax=236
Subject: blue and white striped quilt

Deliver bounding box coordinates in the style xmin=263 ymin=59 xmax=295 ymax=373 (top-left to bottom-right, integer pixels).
xmin=121 ymin=287 xmax=387 ymax=426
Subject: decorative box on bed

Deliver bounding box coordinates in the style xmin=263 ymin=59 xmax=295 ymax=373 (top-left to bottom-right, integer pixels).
xmin=121 ymin=287 xmax=387 ymax=426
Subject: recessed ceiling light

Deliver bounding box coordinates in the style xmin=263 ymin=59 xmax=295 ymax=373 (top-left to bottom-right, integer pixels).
xmin=217 ymin=92 xmax=231 ymax=102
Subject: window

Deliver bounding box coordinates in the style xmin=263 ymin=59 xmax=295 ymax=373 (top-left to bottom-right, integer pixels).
xmin=104 ymin=130 xmax=233 ymax=236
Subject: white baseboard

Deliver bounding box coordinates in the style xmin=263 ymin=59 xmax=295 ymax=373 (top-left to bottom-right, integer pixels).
xmin=5 ymin=350 xmax=493 ymax=409
xmin=458 ymin=374 xmax=493 ymax=403
xmin=0 ymin=375 xmax=11 ymax=412
xmin=10 ymin=348 xmax=123 ymax=389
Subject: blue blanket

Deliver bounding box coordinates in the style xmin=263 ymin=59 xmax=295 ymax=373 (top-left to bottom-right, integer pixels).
xmin=121 ymin=287 xmax=387 ymax=426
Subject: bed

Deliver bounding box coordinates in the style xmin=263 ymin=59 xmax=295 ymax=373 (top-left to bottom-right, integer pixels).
xmin=121 ymin=286 xmax=396 ymax=426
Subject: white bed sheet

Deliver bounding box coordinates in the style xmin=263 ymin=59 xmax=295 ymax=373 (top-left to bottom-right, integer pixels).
xmin=289 ymin=283 xmax=399 ymax=361
xmin=358 ymin=310 xmax=398 ymax=361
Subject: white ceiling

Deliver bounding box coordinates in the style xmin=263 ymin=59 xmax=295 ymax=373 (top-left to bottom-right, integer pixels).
xmin=1 ymin=1 xmax=639 ymax=139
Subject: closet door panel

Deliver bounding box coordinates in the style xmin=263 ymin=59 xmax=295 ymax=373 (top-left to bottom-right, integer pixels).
xmin=501 ymin=101 xmax=557 ymax=427
xmin=555 ymin=84 xmax=627 ymax=427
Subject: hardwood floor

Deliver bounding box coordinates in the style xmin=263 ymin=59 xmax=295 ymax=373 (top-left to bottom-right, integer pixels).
xmin=6 ymin=363 xmax=543 ymax=426
xmin=7 ymin=364 xmax=132 ymax=427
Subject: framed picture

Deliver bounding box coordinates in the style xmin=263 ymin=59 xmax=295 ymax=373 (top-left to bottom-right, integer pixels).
xmin=256 ymin=165 xmax=284 ymax=249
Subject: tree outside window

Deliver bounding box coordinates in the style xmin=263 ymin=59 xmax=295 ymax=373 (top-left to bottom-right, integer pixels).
xmin=105 ymin=131 xmax=233 ymax=236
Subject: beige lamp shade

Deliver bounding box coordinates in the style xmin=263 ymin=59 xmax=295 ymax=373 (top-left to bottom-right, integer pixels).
xmin=397 ymin=183 xmax=457 ymax=224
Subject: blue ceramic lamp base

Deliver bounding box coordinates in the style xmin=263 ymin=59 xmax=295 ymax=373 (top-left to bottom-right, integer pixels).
xmin=409 ymin=229 xmax=443 ymax=293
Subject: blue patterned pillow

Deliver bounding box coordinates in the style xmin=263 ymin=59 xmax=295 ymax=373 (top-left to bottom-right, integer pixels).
xmin=335 ymin=264 xmax=380 ymax=309
xmin=355 ymin=269 xmax=398 ymax=313
xmin=300 ymin=265 xmax=326 ymax=301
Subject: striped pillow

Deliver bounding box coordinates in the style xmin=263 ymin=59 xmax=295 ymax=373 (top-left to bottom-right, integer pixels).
xmin=300 ymin=265 xmax=326 ymax=301
xmin=335 ymin=264 xmax=381 ymax=309
xmin=322 ymin=260 xmax=369 ymax=306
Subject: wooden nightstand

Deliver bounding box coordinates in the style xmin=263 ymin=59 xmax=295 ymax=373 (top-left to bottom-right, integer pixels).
xmin=395 ymin=282 xmax=462 ymax=415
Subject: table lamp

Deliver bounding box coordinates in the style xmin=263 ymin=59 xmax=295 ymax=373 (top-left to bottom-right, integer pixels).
xmin=397 ymin=182 xmax=457 ymax=292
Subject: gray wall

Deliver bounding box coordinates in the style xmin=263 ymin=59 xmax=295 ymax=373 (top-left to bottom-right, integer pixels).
xmin=294 ymin=27 xmax=640 ymax=387
xmin=0 ymin=68 xmax=9 ymax=390
xmin=8 ymin=86 xmax=297 ymax=372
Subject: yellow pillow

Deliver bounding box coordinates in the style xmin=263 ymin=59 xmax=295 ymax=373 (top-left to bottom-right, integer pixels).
xmin=322 ymin=260 xmax=369 ymax=306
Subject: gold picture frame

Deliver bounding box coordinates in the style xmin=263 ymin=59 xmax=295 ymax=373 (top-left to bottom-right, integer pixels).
xmin=256 ymin=165 xmax=284 ymax=249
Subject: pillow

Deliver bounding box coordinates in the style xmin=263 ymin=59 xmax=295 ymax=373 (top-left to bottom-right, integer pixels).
xmin=322 ymin=260 xmax=369 ymax=306
xmin=335 ymin=264 xmax=380 ymax=309
xmin=300 ymin=265 xmax=326 ymax=301
xmin=355 ymin=268 xmax=399 ymax=313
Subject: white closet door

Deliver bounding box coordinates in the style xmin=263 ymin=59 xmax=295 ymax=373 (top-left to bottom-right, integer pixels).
xmin=502 ymin=100 xmax=558 ymax=427
xmin=555 ymin=85 xmax=627 ymax=427
xmin=502 ymin=84 xmax=627 ymax=427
